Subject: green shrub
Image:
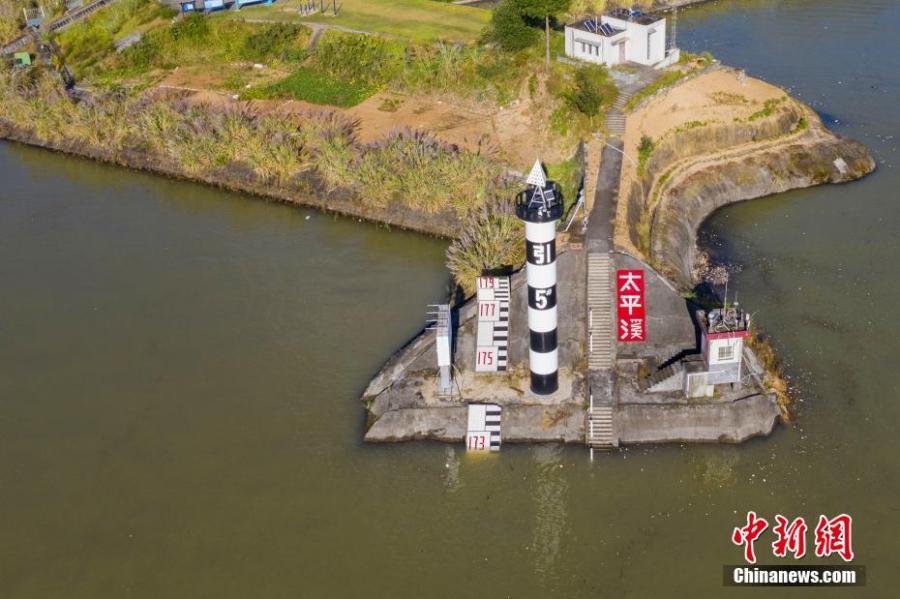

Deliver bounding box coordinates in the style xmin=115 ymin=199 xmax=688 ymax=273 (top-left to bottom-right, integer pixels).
xmin=401 ymin=42 xmax=478 ymax=93
xmin=56 ymin=0 xmax=165 ymax=74
xmin=239 ymin=23 xmax=309 ymax=63
xmin=169 ymin=14 xmax=209 ymax=43
xmin=549 ymin=106 xmax=570 ymax=136
xmin=488 ymin=0 xmax=539 ymax=52
xmin=748 ymin=97 xmax=785 ymax=121
xmin=567 ymin=66 xmax=603 ymax=117
xmin=59 ymin=22 xmax=115 ymax=72
xmin=309 ymin=31 xmax=404 ymax=87
xmin=120 ymin=33 xmax=163 ymax=73
xmin=242 ymin=68 xmax=374 ymax=107
xmin=637 ymin=135 xmax=654 ymax=176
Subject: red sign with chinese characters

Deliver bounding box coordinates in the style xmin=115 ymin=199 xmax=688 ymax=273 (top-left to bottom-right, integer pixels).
xmin=617 ymin=269 xmax=645 ymax=342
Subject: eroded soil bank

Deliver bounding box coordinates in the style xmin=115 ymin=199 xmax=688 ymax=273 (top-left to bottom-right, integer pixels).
xmin=615 ymin=67 xmax=875 ymax=288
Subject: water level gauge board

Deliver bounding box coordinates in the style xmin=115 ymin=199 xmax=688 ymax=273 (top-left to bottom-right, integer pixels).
xmin=474 ymin=276 xmax=510 ymax=372
xmin=466 ymin=403 xmax=501 ymax=452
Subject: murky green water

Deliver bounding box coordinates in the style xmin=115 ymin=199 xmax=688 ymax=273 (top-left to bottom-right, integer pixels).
xmin=1 ymin=1 xmax=898 ymax=596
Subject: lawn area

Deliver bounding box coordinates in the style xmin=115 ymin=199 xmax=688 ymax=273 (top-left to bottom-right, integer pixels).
xmin=222 ymin=0 xmax=490 ymax=43
xmin=242 ymin=67 xmax=374 ymax=106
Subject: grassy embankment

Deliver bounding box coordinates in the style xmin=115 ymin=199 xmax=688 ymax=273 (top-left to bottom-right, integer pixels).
xmin=13 ymin=0 xmax=617 ymax=292
xmin=55 ymin=1 xmax=615 ymax=128
xmin=0 ymin=64 xmax=514 ymax=221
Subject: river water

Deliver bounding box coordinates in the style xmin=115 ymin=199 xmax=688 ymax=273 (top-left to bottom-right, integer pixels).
xmin=1 ymin=1 xmax=898 ymax=596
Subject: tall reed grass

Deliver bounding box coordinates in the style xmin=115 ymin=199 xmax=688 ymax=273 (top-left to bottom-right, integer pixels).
xmin=445 ymin=200 xmax=524 ymax=295
xmin=0 ymin=65 xmax=510 ymax=220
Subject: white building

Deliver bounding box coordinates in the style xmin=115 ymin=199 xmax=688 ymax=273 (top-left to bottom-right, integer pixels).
xmin=641 ymin=305 xmax=752 ymax=399
xmin=683 ymin=306 xmax=751 ymax=398
xmin=564 ymin=9 xmax=674 ymax=68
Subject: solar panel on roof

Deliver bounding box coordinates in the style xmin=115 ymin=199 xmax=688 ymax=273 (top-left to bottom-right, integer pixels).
xmin=584 ymin=20 xmax=597 ymax=33
xmin=600 ymin=23 xmax=614 ymax=36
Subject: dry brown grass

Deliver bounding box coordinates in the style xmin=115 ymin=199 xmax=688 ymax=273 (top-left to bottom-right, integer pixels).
xmin=746 ymin=330 xmax=792 ymax=423
xmin=0 ymin=65 xmax=511 ymax=220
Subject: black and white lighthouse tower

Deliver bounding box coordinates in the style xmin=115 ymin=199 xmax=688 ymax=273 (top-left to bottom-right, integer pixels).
xmin=516 ymin=159 xmax=564 ymax=395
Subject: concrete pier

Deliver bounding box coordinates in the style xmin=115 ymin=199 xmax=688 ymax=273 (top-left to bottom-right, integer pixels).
xmin=363 ymin=246 xmax=588 ymax=444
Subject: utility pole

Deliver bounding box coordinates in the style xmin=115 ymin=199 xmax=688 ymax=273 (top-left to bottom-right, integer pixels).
xmin=671 ymin=7 xmax=678 ymax=51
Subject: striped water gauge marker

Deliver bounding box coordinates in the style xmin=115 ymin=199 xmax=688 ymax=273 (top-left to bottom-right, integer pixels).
xmin=475 ymin=276 xmax=510 ymax=372
xmin=466 ymin=403 xmax=501 ymax=452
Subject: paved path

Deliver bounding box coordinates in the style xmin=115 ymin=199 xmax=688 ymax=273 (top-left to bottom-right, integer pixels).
xmin=584 ymin=65 xmax=660 ymax=449
xmin=585 ymin=139 xmax=622 ymax=254
xmin=584 ymin=142 xmax=620 ymax=449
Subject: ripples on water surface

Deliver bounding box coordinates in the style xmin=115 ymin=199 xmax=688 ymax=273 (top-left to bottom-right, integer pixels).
xmin=1 ymin=1 xmax=899 ymax=596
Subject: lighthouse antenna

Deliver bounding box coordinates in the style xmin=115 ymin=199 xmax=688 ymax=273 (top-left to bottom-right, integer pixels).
xmin=526 ymin=159 xmax=547 ymax=188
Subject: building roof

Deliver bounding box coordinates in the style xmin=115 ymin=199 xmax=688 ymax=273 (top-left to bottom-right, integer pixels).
xmin=699 ymin=306 xmax=751 ymax=336
xmin=570 ymin=18 xmax=625 ymax=37
xmin=605 ymin=8 xmax=664 ymax=26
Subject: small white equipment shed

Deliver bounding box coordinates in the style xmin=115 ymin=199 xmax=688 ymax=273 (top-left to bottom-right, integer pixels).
xmin=564 ymin=9 xmax=669 ymax=68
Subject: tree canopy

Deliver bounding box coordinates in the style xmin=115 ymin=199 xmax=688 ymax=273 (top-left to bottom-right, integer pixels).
xmin=488 ymin=0 xmax=539 ymax=52
xmin=516 ymin=0 xmax=571 ymax=21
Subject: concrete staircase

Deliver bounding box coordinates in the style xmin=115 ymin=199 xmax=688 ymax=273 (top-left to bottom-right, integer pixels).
xmin=604 ymin=67 xmax=660 ymax=137
xmin=587 ymin=405 xmax=616 ymax=449
xmin=611 ymin=90 xmax=632 ymax=112
xmin=604 ymin=87 xmax=635 ymax=137
xmin=605 ymin=111 xmax=626 ymax=136
xmin=587 ymin=253 xmax=614 ymax=370
xmin=638 ymin=362 xmax=685 ymax=393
